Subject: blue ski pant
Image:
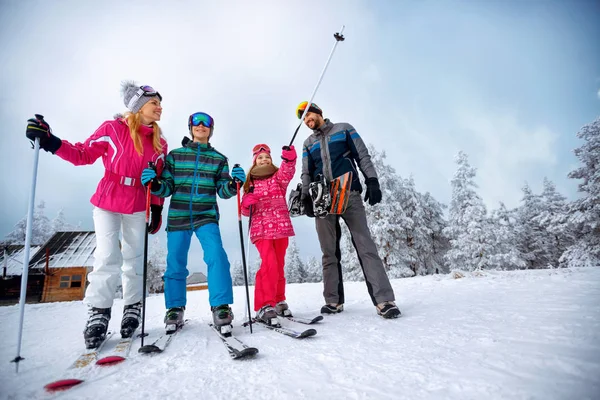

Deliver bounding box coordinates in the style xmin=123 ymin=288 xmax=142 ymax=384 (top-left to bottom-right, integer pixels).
xmin=164 ymin=223 xmax=233 ymax=308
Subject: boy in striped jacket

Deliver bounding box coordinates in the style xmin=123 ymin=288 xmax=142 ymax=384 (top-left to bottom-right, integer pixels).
xmin=141 ymin=112 xmax=246 ymax=333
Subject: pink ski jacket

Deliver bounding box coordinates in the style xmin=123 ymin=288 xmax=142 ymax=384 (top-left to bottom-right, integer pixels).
xmin=242 ymin=159 xmax=295 ymax=243
xmin=55 ymin=118 xmax=167 ymax=214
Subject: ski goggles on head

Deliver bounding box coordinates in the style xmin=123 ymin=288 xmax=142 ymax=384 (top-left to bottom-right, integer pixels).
xmin=296 ymin=101 xmax=322 ymax=119
xmin=188 ymin=112 xmax=214 ymax=129
xmin=127 ymin=85 xmax=162 ymax=109
xmin=252 ymin=143 xmax=271 ymax=156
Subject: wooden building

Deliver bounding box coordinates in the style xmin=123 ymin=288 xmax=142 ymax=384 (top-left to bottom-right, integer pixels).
xmin=0 ymin=244 xmax=43 ymax=305
xmin=28 ymin=231 xmax=96 ymax=303
xmin=186 ymin=272 xmax=208 ymax=292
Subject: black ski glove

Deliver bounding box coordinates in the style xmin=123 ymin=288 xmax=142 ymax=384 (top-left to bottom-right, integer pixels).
xmin=148 ymin=204 xmax=163 ymax=234
xmin=25 ymin=114 xmax=62 ymax=154
xmin=302 ymin=195 xmax=315 ymax=218
xmin=364 ymin=177 xmax=382 ymax=206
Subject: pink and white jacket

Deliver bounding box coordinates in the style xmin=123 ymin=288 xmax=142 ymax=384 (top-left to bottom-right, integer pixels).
xmin=55 ymin=118 xmax=167 ymax=214
xmin=241 ymin=159 xmax=295 ymax=243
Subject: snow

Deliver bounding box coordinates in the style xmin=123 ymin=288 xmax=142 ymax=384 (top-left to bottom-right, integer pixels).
xmin=1 ymin=268 xmax=599 ymax=400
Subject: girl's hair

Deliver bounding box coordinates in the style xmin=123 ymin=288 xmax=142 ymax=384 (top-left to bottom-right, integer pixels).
xmin=243 ymin=162 xmax=279 ymax=193
xmin=123 ymin=111 xmax=163 ymax=155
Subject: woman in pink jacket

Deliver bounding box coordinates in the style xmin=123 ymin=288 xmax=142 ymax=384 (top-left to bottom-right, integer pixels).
xmin=25 ymin=81 xmax=168 ymax=349
xmin=241 ymin=144 xmax=297 ymax=326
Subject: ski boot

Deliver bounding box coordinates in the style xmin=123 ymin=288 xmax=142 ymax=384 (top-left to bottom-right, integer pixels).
xmin=376 ymin=301 xmax=401 ymax=319
xmin=320 ymin=303 xmax=344 ymax=314
xmin=164 ymin=307 xmax=185 ymax=334
xmin=256 ymin=305 xmax=279 ymax=326
xmin=211 ymin=304 xmax=234 ymax=336
xmin=84 ymin=307 xmax=111 ymax=349
xmin=120 ymin=301 xmax=142 ymax=338
xmin=309 ymin=174 xmax=331 ymax=218
xmin=274 ymin=301 xmax=293 ymax=317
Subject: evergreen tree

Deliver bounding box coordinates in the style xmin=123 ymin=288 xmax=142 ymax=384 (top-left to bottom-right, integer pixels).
xmin=285 ymin=238 xmax=308 ymax=283
xmin=488 ymin=202 xmax=526 ymax=270
xmin=515 ymin=183 xmax=551 ymax=269
xmin=562 ymin=118 xmax=600 ymax=267
xmin=304 ymin=256 xmax=322 ymax=283
xmin=4 ymin=201 xmax=53 ymax=245
xmin=147 ymin=236 xmax=167 ymax=293
xmin=443 ymin=151 xmax=494 ymax=272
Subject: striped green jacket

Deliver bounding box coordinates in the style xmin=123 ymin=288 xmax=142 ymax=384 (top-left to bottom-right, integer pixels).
xmin=152 ymin=140 xmax=237 ymax=231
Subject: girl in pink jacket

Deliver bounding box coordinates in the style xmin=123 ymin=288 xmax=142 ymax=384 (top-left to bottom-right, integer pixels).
xmin=241 ymin=144 xmax=297 ymax=326
xmin=25 ymin=81 xmax=168 ymax=349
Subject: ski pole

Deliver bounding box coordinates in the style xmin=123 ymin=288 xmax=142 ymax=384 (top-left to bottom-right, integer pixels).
xmin=242 ymin=187 xmax=254 ymax=325
xmin=234 ymin=165 xmax=253 ymax=333
xmin=287 ymin=25 xmax=346 ymax=148
xmin=139 ymin=161 xmax=155 ymax=348
xmin=11 ymin=116 xmax=43 ymax=372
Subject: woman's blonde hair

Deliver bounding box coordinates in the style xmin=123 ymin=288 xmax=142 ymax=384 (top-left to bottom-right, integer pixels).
xmin=123 ymin=111 xmax=163 ymax=155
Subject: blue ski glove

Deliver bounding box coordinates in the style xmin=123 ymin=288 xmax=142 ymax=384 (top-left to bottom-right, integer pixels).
xmin=231 ymin=165 xmax=246 ymax=183
xmin=25 ymin=114 xmax=62 ymax=154
xmin=141 ymin=168 xmax=157 ymax=186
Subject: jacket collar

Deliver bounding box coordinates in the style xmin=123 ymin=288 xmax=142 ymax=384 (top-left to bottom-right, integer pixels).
xmin=185 ymin=139 xmax=212 ymax=150
xmin=313 ymin=119 xmax=333 ymax=136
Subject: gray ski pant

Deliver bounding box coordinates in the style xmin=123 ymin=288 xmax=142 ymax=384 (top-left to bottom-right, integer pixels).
xmin=315 ymin=191 xmax=395 ymax=306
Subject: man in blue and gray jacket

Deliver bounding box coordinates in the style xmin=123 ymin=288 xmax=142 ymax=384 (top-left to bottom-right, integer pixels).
xmin=298 ymin=102 xmax=400 ymax=319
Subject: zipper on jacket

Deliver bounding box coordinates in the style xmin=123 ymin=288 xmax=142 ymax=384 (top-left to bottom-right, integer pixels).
xmin=319 ymin=132 xmax=334 ymax=181
xmin=190 ymin=146 xmax=202 ymax=230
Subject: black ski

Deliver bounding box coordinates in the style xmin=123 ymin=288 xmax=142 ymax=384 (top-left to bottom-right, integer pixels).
xmin=138 ymin=327 xmax=182 ymax=354
xmin=281 ymin=315 xmax=323 ymax=325
xmin=252 ymin=319 xmax=317 ymax=338
xmin=209 ymin=324 xmax=259 ymax=360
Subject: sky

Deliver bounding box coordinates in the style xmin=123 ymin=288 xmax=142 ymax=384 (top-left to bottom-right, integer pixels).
xmin=0 ymin=0 xmax=599 ymax=271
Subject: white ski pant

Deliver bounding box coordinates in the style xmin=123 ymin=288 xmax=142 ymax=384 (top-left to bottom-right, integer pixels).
xmin=84 ymin=207 xmax=146 ymax=309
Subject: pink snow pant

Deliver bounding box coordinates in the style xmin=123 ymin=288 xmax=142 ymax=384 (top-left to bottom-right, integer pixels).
xmin=254 ymin=238 xmax=289 ymax=311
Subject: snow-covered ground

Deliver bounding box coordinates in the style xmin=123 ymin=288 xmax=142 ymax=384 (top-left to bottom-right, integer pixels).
xmin=1 ymin=267 xmax=599 ymax=400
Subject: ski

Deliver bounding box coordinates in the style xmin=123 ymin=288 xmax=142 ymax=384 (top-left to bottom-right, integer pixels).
xmin=252 ymin=319 xmax=317 ymax=338
xmin=138 ymin=329 xmax=180 ymax=354
xmin=44 ymin=331 xmax=115 ymax=392
xmin=209 ymin=324 xmax=259 ymax=360
xmin=96 ymin=334 xmax=136 ymax=365
xmin=281 ymin=315 xmax=323 ymax=325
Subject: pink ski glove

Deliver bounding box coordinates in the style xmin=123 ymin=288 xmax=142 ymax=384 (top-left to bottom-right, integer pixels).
xmin=281 ymin=145 xmax=297 ymax=162
xmin=242 ymin=192 xmax=259 ymax=208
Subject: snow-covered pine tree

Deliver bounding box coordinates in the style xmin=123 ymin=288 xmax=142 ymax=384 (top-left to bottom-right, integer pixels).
xmin=397 ymin=176 xmax=433 ymax=276
xmin=147 ymin=237 xmax=167 ymax=293
xmin=515 ymin=183 xmax=552 ymax=269
xmin=534 ymin=178 xmax=574 ymax=267
xmin=284 ymin=238 xmax=308 ymax=284
xmin=419 ymin=191 xmax=450 ymax=274
xmin=4 ymin=200 xmax=54 ymax=245
xmin=561 ymin=117 xmax=600 ymax=267
xmin=304 ymin=255 xmax=322 ymax=283
xmin=488 ymin=202 xmax=526 ymax=270
xmin=340 ymin=223 xmax=364 ymax=281
xmin=230 ymin=260 xmax=247 ymax=286
xmin=443 ymin=151 xmax=495 ymax=272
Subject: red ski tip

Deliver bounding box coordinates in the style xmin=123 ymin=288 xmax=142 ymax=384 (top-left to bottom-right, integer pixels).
xmin=96 ymin=355 xmax=126 ymax=365
xmin=44 ymin=378 xmax=84 ymax=392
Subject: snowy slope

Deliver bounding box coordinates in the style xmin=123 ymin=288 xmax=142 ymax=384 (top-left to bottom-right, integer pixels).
xmin=1 ymin=268 xmax=599 ymax=400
